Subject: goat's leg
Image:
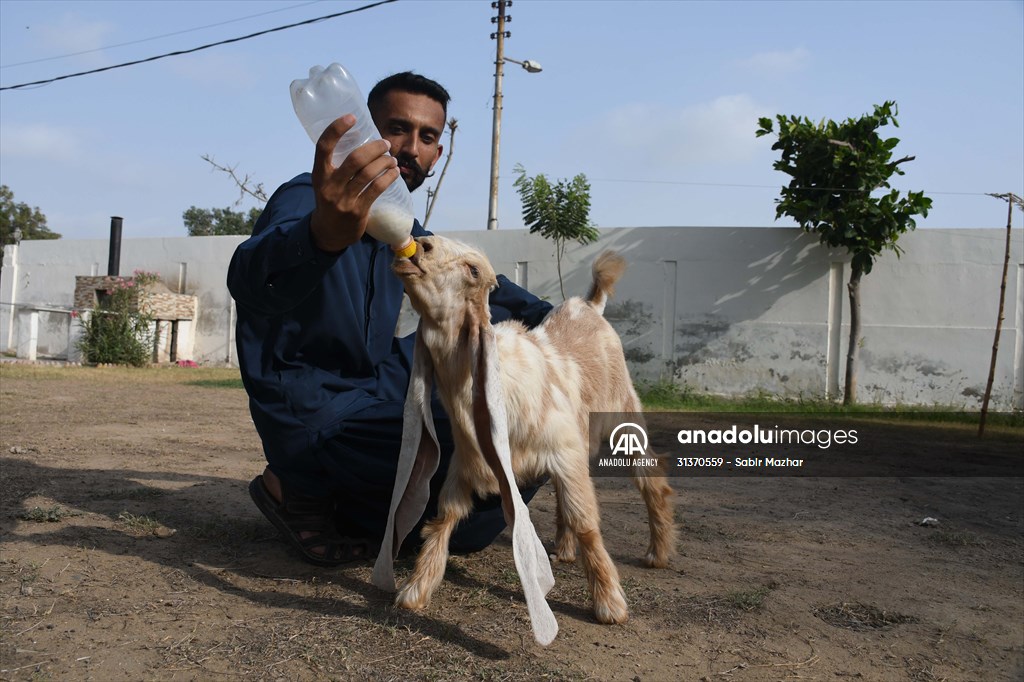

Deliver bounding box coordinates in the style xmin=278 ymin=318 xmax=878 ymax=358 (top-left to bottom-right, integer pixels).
xmin=554 ymin=460 xmax=628 ymax=624
xmin=631 ymin=453 xmax=676 ymax=568
xmin=619 ymin=391 xmax=676 ymax=568
xmin=553 ymin=478 xmax=577 ymax=563
xmin=395 ymin=476 xmax=474 ymax=611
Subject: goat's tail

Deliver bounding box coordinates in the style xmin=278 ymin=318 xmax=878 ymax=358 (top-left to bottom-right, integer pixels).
xmin=586 ymin=251 xmax=627 ymax=315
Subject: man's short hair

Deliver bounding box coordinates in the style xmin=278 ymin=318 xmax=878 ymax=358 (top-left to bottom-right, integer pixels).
xmin=368 ymin=72 xmax=450 ymax=119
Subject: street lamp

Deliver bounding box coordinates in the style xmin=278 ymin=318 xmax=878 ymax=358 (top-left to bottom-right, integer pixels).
xmin=504 ymin=57 xmax=543 ymax=74
xmin=488 ymin=0 xmax=542 ymax=230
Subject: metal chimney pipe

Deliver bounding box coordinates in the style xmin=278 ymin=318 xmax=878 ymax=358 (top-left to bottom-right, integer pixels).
xmin=107 ymin=216 xmax=123 ymax=276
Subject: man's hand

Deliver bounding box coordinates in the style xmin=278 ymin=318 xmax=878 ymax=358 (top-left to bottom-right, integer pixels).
xmin=309 ymin=114 xmax=400 ymax=253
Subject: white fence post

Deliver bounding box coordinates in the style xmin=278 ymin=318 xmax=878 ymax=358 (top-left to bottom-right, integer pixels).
xmin=16 ymin=309 xmax=39 ymax=362
xmin=68 ymin=311 xmax=87 ymax=363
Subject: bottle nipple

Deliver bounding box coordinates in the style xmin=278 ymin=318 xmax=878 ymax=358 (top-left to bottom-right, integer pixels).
xmin=392 ymin=237 xmax=416 ymax=259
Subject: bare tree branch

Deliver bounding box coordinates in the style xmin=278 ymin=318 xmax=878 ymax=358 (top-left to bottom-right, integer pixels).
xmin=201 ymin=155 xmax=268 ymax=205
xmin=422 ymin=118 xmax=458 ymax=229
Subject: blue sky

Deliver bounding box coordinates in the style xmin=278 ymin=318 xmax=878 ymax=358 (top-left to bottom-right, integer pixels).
xmin=1 ymin=0 xmax=1021 ymax=240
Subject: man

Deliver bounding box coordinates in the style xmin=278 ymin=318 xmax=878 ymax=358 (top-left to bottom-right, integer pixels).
xmin=227 ymin=72 xmax=551 ymax=565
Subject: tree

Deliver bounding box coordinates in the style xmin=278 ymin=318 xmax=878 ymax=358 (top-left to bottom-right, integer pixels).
xmin=183 ymin=155 xmax=266 ymax=237
xmin=76 ymin=271 xmax=157 ymax=367
xmin=423 ymin=117 xmax=459 ymax=230
xmin=182 ymin=206 xmax=261 ymax=236
xmin=513 ymin=164 xmax=599 ymax=299
xmin=1 ymin=185 xmax=61 ymax=246
xmin=756 ymin=101 xmax=932 ymax=405
xmin=201 ymin=155 xmax=268 ymax=205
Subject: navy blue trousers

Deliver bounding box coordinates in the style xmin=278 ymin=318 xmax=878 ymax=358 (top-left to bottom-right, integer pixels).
xmin=270 ymin=398 xmax=544 ymax=554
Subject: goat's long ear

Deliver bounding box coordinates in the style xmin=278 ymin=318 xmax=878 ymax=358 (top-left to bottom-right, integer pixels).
xmin=373 ymin=324 xmax=441 ymax=592
xmin=472 ymin=326 xmax=558 ymax=646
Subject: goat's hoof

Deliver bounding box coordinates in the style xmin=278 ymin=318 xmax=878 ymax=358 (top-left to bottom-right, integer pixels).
xmin=553 ymin=536 xmax=577 ymax=563
xmin=395 ymin=583 xmax=430 ymax=611
xmin=593 ymin=586 xmax=629 ymax=624
xmin=644 ymin=551 xmax=669 ymax=569
xmin=593 ymin=601 xmax=629 ymax=625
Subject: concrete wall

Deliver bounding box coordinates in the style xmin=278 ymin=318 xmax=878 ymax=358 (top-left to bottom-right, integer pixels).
xmin=2 ymin=227 xmax=1021 ymax=409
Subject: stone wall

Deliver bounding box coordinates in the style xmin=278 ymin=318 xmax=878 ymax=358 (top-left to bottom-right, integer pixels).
xmin=5 ymin=228 xmax=1021 ymax=408
xmin=73 ymin=276 xmax=197 ymax=320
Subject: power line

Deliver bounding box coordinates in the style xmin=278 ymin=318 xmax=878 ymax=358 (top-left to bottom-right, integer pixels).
xmin=0 ymin=0 xmax=398 ymax=92
xmin=0 ymin=1 xmax=325 ymax=70
xmin=588 ymin=177 xmax=998 ymax=197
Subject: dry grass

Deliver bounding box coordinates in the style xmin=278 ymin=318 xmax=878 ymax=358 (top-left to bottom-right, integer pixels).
xmin=2 ymin=362 xmax=1022 ymax=681
xmin=0 ymin=362 xmax=241 ymax=386
xmin=813 ymin=601 xmax=919 ymax=631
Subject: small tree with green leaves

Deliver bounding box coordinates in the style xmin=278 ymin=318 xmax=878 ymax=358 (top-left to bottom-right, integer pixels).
xmin=1 ymin=185 xmax=60 ymax=274
xmin=182 ymin=206 xmax=261 ymax=236
xmin=756 ymin=101 xmax=932 ymax=404
xmin=0 ymin=185 xmax=61 ymax=244
xmin=187 ymin=154 xmax=269 ymax=237
xmin=513 ymin=164 xmax=599 ymax=299
xmin=77 ymin=270 xmax=158 ymax=367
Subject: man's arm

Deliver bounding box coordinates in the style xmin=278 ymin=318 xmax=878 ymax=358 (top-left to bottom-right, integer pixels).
xmin=489 ymin=275 xmax=552 ymax=328
xmin=227 ymin=175 xmax=339 ymax=317
xmin=227 ymin=116 xmax=401 ymax=316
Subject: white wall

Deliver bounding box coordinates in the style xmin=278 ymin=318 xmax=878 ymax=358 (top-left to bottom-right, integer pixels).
xmin=2 ymin=227 xmax=1021 ymax=409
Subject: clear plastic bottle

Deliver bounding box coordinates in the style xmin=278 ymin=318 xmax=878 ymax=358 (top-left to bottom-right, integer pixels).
xmin=290 ymin=63 xmax=416 ymax=258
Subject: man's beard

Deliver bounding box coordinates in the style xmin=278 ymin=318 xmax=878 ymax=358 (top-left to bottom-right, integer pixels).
xmin=397 ymin=154 xmax=430 ymax=192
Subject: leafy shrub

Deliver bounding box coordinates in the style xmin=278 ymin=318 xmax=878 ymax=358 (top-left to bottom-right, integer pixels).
xmin=77 ymin=270 xmax=157 ymax=367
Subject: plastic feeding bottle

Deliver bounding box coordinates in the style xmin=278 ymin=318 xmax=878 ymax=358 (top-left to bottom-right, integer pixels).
xmin=290 ymin=63 xmax=416 ymax=258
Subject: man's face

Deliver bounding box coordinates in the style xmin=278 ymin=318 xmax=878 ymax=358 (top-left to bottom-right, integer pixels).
xmin=371 ymin=90 xmax=445 ymax=192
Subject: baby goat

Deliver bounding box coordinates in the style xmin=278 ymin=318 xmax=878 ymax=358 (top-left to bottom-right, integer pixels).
xmin=373 ymin=236 xmax=675 ymax=641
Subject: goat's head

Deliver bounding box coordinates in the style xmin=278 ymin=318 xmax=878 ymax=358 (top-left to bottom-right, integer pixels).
xmin=393 ymin=236 xmax=498 ymax=327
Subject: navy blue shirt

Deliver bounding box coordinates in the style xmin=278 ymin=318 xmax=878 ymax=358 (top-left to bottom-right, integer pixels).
xmin=227 ymin=173 xmax=552 ymax=480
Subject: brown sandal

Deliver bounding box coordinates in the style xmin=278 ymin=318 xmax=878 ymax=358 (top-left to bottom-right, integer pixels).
xmin=248 ymin=476 xmax=370 ymax=566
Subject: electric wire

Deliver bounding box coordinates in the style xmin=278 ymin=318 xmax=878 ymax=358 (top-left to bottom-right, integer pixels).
xmin=0 ymin=0 xmax=398 ymax=92
xmin=0 ymin=0 xmax=324 ymax=69
xmin=588 ymin=177 xmax=997 ymax=197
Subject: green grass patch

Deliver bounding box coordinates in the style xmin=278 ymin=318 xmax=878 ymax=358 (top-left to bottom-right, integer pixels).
xmin=637 ymin=379 xmax=845 ymax=413
xmin=928 ymin=529 xmax=988 ymax=548
xmin=186 ymin=377 xmax=244 ymax=389
xmin=19 ymin=505 xmax=80 ymax=522
xmin=636 ymin=379 xmax=1023 ymax=431
xmin=726 ymin=584 xmax=774 ymax=611
xmin=90 ymin=487 xmax=167 ymax=500
xmin=117 ymin=511 xmax=162 ymax=534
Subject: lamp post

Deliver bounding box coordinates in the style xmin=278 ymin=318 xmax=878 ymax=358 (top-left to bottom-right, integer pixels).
xmin=488 ymin=0 xmax=542 ymax=230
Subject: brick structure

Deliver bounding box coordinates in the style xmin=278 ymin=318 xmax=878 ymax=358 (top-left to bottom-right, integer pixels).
xmin=73 ymin=275 xmax=198 ymax=363
xmin=74 ymin=276 xmax=197 ymax=320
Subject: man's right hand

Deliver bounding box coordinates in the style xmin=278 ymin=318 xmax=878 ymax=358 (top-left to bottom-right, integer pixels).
xmin=309 ymin=114 xmax=400 ymax=254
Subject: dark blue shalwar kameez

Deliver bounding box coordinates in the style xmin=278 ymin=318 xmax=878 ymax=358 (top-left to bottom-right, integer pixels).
xmin=227 ymin=173 xmax=552 ymax=552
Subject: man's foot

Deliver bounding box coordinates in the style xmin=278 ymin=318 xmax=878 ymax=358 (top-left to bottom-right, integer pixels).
xmin=249 ymin=468 xmax=370 ymax=566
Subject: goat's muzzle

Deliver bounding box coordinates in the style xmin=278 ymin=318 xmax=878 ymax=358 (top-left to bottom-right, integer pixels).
xmin=392 ymin=249 xmax=423 ymax=277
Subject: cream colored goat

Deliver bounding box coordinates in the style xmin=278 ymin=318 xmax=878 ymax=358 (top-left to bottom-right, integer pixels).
xmin=373 ymin=236 xmax=675 ymax=641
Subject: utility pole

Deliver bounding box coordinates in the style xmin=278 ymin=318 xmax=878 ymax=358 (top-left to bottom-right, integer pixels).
xmin=487 ymin=0 xmax=511 ymax=230
xmin=978 ymin=192 xmax=1023 ymax=437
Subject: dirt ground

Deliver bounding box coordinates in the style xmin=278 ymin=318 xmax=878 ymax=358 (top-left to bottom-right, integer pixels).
xmin=1 ymin=363 xmax=1022 ymax=682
